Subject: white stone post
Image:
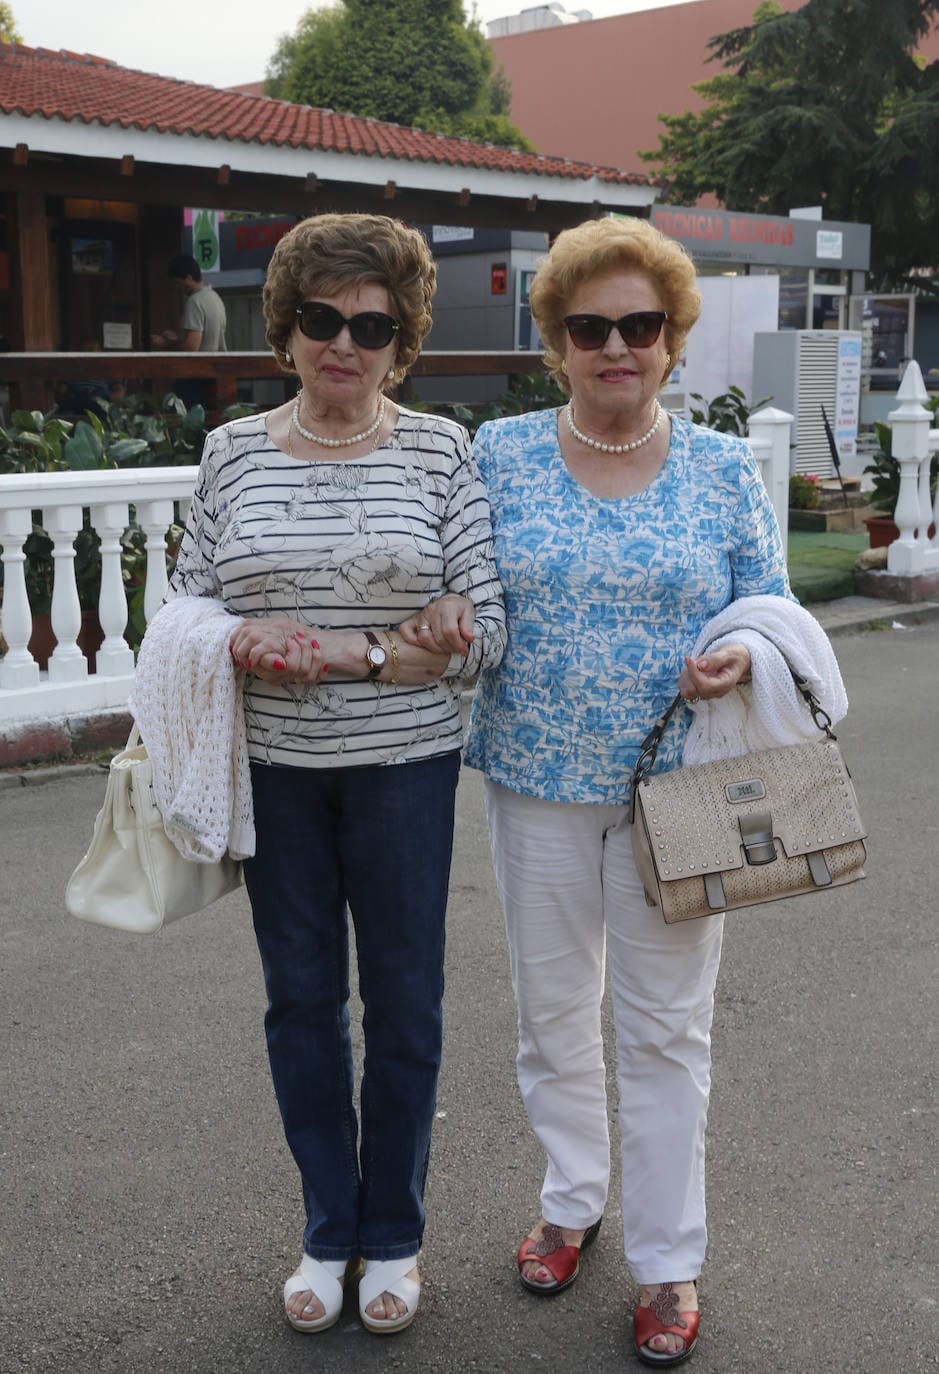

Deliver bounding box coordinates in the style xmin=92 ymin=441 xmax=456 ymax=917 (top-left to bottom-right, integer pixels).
xmin=887 ymin=362 xmax=932 ymax=576
xmin=747 ymin=405 xmax=794 ymax=547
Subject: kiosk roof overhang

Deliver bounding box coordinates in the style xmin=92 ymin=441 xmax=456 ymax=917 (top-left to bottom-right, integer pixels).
xmin=0 ymin=43 xmax=659 ymax=231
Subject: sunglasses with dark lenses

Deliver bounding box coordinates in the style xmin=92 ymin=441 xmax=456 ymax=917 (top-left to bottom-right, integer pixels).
xmin=563 ymin=311 xmax=667 ymax=350
xmin=295 ymin=302 xmax=400 ymax=350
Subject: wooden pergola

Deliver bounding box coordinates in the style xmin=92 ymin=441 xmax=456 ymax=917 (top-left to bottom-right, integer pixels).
xmin=0 ymin=42 xmax=659 ymax=409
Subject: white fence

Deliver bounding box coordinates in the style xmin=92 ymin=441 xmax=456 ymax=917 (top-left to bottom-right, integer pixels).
xmin=0 ymin=468 xmax=197 ymax=725
xmin=0 ymin=399 xmax=834 ymax=731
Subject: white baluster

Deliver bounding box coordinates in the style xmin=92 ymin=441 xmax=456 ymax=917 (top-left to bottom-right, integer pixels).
xmin=137 ymin=499 xmax=176 ymax=625
xmin=0 ymin=507 xmax=41 ymax=689
xmin=44 ymin=504 xmax=88 ymax=683
xmin=887 ymin=362 xmax=932 ymax=576
xmin=91 ymin=500 xmax=135 ymax=676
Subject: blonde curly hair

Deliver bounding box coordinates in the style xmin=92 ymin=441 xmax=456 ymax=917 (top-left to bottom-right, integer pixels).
xmin=262 ymin=214 xmax=436 ymax=386
xmin=529 ymin=216 xmax=702 ymax=392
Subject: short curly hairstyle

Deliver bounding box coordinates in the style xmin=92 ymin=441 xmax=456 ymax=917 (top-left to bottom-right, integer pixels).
xmin=262 ymin=213 xmax=437 ymax=386
xmin=529 ymin=216 xmax=702 ymax=393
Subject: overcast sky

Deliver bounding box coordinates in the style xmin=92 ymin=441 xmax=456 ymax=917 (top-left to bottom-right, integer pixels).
xmin=20 ymin=0 xmax=705 ymax=90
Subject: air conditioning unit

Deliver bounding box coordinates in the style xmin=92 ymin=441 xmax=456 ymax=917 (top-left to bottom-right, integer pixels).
xmin=752 ymin=330 xmax=862 ymax=477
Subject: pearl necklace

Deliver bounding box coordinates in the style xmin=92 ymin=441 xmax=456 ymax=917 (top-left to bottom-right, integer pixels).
xmin=567 ymin=399 xmax=664 ymax=454
xmin=293 ymin=389 xmax=384 ymax=448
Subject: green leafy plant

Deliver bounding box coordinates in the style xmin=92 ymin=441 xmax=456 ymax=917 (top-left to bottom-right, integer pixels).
xmin=416 ymin=371 xmax=567 ymax=436
xmin=689 ymin=385 xmax=773 ymax=436
xmin=789 ymin=473 xmax=821 ymax=509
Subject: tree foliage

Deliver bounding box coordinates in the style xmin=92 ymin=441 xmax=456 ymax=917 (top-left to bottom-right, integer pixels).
xmin=0 ymin=2 xmax=22 ymax=42
xmin=265 ymin=0 xmax=533 ymax=149
xmin=641 ymin=0 xmax=939 ymax=283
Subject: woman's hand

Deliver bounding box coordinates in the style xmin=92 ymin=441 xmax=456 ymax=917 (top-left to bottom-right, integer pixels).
xmin=679 ymin=642 xmax=752 ymax=704
xmin=229 ymin=617 xmax=327 ymax=685
xmin=397 ymin=594 xmax=475 ymax=657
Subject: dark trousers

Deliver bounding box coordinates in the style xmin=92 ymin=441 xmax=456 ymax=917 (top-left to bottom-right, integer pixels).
xmin=244 ymin=753 xmax=460 ymax=1261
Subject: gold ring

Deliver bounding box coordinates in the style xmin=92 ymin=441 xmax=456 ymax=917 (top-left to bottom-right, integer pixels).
xmin=686 ymin=693 xmax=700 ymax=704
xmin=417 ymin=623 xmax=431 ymax=632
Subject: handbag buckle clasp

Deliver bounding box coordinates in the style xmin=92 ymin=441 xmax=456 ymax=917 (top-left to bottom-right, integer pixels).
xmin=738 ymin=811 xmax=777 ymax=866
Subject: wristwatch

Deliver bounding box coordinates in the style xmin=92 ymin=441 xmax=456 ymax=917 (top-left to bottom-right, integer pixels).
xmin=364 ymin=630 xmax=386 ymax=680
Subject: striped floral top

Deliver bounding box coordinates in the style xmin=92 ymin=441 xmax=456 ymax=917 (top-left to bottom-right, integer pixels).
xmin=464 ymin=409 xmax=791 ymax=804
xmin=168 ymin=408 xmax=505 ymax=770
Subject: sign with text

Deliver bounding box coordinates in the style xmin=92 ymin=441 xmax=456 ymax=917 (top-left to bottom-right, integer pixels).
xmin=650 ymin=206 xmax=870 ymax=270
xmin=834 ymin=332 xmax=862 ymax=459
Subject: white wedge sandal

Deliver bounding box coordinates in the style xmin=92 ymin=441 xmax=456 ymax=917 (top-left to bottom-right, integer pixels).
xmin=283 ymin=1254 xmax=357 ymax=1333
xmin=358 ymin=1256 xmax=421 ymax=1334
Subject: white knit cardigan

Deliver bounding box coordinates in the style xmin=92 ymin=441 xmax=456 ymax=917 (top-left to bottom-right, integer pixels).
xmin=130 ymin=597 xmax=255 ymax=862
xmin=683 ymin=595 xmax=849 ymax=766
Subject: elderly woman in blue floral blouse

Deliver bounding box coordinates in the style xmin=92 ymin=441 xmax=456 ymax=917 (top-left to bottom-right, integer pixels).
xmin=401 ymin=216 xmax=790 ymax=1366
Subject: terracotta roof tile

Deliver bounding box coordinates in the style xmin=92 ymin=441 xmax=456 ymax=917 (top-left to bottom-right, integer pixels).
xmin=0 ymin=41 xmax=656 ymax=186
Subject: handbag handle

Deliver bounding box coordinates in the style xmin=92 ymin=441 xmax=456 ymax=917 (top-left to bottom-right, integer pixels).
xmin=631 ymin=670 xmax=835 ymax=801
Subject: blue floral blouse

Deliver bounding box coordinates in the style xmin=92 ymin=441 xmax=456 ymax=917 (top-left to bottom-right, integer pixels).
xmin=463 ymin=409 xmax=792 ymax=804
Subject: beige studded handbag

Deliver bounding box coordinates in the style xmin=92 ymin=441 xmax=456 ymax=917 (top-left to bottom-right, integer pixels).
xmin=630 ymin=681 xmax=867 ymax=923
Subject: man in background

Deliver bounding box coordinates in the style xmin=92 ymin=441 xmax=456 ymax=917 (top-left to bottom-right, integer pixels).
xmin=151 ymin=254 xmax=227 ymax=352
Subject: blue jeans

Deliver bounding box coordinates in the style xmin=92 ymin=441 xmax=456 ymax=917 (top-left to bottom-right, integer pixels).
xmin=244 ymin=753 xmax=460 ymax=1262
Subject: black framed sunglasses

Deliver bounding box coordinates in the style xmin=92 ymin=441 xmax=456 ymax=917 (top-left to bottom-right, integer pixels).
xmin=563 ymin=311 xmax=667 ymax=351
xmin=295 ymin=302 xmax=400 ymax=350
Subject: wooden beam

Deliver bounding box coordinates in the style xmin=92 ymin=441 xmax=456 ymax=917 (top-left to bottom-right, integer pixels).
xmin=218 ymin=164 xmax=232 ymax=186
xmin=0 ymin=159 xmax=635 ymax=234
xmin=455 ymin=187 xmax=472 ymax=208
xmin=14 ymin=188 xmax=54 ymax=349
xmin=383 ymin=179 xmax=397 ymax=201
xmin=13 ymin=143 xmax=28 ymax=167
xmin=120 ymin=155 xmax=135 ymax=177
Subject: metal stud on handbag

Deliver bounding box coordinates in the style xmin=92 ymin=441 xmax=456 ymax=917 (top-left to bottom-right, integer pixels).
xmin=629 ymin=678 xmax=867 ymax=923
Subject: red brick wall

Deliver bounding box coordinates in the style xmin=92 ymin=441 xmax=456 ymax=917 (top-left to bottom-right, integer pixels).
xmin=492 ymin=0 xmax=938 ymax=176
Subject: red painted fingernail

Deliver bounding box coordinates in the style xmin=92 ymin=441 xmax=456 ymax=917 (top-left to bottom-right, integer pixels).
xmin=322 ymin=663 xmax=330 ymax=673
xmin=272 ymin=657 xmax=286 ymax=670
xmin=310 ymin=639 xmax=320 ymax=650
xmin=294 ymin=630 xmax=306 ymax=639
xmin=246 ymin=658 xmax=252 ymax=668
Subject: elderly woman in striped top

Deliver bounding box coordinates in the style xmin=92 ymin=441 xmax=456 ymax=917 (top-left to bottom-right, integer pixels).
xmin=167 ymin=214 xmax=504 ymax=1338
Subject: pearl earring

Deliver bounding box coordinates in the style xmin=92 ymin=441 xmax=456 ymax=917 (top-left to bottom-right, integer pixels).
xmin=387 ymin=368 xmax=395 ymax=381
xmin=285 ymin=350 xmax=292 ymax=364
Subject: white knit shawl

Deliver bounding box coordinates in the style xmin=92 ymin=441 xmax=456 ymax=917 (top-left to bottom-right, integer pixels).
xmin=683 ymin=595 xmax=849 ymax=766
xmin=130 ymin=597 xmax=255 ymax=862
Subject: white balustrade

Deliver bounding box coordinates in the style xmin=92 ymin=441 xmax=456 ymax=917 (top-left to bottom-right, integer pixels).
xmin=0 ymin=467 xmax=197 ymax=725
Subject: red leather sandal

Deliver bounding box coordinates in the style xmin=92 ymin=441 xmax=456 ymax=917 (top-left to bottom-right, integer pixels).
xmin=516 ymin=1217 xmax=602 ymax=1295
xmin=634 ymin=1286 xmax=700 ymax=1367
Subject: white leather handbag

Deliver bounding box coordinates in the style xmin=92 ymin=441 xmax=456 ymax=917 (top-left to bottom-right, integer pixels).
xmin=66 ymin=727 xmax=243 ymax=934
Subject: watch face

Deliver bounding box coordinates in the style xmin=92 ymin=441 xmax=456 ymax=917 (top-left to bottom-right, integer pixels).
xmin=367 ymin=645 xmax=387 ymax=669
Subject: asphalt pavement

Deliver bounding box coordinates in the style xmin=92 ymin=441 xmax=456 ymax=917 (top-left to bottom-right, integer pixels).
xmin=1 ymin=611 xmax=937 ymax=1373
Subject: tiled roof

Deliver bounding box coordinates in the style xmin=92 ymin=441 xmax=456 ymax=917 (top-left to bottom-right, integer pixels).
xmin=0 ymin=42 xmax=656 ymax=186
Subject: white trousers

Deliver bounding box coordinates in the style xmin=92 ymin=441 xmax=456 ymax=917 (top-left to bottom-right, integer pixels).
xmin=485 ymin=780 xmax=725 ymax=1285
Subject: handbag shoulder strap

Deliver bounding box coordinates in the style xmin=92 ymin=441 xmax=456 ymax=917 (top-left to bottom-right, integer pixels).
xmin=630 ymin=671 xmax=836 ymax=803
